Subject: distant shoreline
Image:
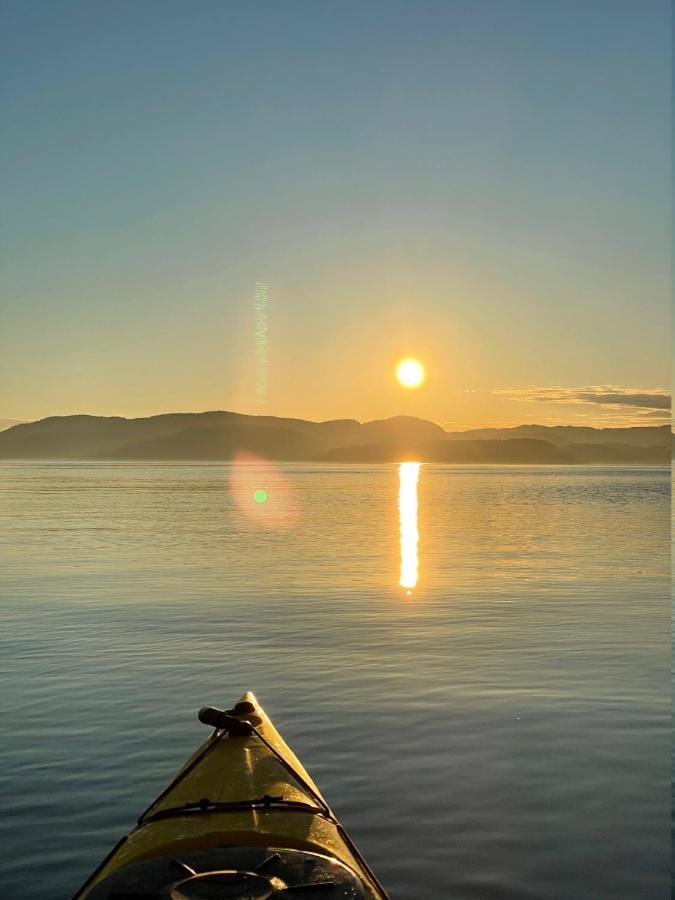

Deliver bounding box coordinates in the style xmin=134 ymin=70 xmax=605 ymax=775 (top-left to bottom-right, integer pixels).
xmin=0 ymin=411 xmax=669 ymax=466
xmin=0 ymin=459 xmax=669 ymax=468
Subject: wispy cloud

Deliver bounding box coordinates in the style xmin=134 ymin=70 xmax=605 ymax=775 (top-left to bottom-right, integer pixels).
xmin=494 ymin=386 xmax=670 ymax=411
xmin=639 ymin=409 xmax=672 ymax=418
xmin=488 ymin=386 xmax=671 ymax=427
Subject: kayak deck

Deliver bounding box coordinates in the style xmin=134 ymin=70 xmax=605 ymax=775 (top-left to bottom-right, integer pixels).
xmin=74 ymin=692 xmax=388 ymax=899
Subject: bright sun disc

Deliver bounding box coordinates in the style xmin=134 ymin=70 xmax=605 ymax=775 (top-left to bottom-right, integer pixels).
xmin=396 ymin=357 xmax=425 ymax=388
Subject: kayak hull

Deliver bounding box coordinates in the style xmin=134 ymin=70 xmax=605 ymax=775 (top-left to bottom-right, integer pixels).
xmin=73 ymin=692 xmax=388 ymax=899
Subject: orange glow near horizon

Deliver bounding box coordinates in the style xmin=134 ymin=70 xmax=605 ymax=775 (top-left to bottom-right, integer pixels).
xmin=399 ymin=462 xmax=421 ymax=592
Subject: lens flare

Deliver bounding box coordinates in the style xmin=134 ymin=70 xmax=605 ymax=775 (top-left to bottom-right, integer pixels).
xmin=254 ymin=283 xmax=269 ymax=410
xmin=399 ymin=462 xmax=421 ymax=591
xmin=230 ymin=452 xmax=299 ymax=530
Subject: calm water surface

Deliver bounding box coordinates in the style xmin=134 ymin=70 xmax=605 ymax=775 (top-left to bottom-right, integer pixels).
xmin=0 ymin=463 xmax=670 ymax=899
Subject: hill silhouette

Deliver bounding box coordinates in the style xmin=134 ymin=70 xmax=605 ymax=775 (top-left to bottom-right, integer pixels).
xmin=0 ymin=412 xmax=668 ymax=464
xmin=443 ymin=423 xmax=669 ymax=447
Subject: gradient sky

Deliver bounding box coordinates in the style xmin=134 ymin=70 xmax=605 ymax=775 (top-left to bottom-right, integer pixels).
xmin=1 ymin=0 xmax=670 ymax=429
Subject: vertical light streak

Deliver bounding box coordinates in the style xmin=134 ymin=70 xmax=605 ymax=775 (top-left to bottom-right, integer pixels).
xmin=254 ymin=283 xmax=269 ymax=409
xmin=399 ymin=462 xmax=421 ymax=591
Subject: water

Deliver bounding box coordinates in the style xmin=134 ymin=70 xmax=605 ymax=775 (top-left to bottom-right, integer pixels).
xmin=0 ymin=462 xmax=670 ymax=899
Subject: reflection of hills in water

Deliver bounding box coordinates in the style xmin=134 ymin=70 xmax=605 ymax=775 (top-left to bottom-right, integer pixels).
xmin=0 ymin=412 xmax=669 ymax=464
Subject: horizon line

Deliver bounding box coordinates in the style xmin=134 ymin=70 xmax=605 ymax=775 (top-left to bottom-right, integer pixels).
xmin=1 ymin=409 xmax=670 ymax=433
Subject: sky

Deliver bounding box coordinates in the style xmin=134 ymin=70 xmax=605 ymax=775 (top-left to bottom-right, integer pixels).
xmin=0 ymin=0 xmax=671 ymax=430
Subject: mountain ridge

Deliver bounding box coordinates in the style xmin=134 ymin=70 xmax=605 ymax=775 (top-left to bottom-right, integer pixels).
xmin=0 ymin=411 xmax=668 ymax=464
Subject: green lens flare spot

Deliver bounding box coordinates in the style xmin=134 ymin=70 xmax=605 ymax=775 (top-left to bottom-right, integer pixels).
xmin=253 ymin=489 xmax=268 ymax=504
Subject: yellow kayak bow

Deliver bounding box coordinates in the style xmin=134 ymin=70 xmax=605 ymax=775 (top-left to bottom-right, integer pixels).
xmin=74 ymin=692 xmax=389 ymax=899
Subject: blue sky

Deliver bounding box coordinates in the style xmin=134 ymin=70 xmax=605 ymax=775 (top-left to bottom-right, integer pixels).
xmin=1 ymin=0 xmax=670 ymax=427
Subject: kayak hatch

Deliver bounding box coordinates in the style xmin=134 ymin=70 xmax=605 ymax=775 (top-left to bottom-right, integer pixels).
xmin=73 ymin=692 xmax=389 ymax=899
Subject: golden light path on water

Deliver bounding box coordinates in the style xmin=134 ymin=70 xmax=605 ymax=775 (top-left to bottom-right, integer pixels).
xmin=398 ymin=462 xmax=421 ymax=592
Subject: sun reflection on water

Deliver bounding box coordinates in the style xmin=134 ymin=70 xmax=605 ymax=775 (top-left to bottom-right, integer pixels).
xmin=399 ymin=462 xmax=421 ymax=592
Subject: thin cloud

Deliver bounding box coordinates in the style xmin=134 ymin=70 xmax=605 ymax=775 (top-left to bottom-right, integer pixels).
xmin=639 ymin=409 xmax=672 ymax=418
xmin=576 ymin=391 xmax=670 ymax=410
xmin=494 ymin=386 xmax=671 ymax=411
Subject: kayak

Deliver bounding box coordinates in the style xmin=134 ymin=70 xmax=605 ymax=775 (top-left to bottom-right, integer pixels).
xmin=73 ymin=692 xmax=389 ymax=899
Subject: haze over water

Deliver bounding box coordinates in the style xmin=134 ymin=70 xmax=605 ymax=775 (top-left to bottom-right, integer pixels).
xmin=0 ymin=462 xmax=669 ymax=899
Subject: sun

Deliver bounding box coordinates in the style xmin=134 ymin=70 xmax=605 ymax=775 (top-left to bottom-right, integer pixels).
xmin=396 ymin=357 xmax=425 ymax=389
